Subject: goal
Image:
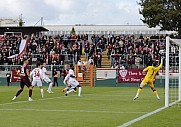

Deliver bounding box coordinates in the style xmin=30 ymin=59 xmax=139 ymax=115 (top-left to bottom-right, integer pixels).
xmin=165 ymin=36 xmax=181 ymax=107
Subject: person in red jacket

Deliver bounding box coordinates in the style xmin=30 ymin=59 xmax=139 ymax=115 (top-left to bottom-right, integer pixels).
xmin=61 ymin=64 xmax=69 ymax=79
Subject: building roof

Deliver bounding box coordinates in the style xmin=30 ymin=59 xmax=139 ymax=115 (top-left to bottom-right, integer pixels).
xmin=44 ymin=25 xmax=160 ymax=32
xmin=0 ymin=26 xmax=49 ymax=31
xmin=0 ymin=26 xmax=49 ymax=35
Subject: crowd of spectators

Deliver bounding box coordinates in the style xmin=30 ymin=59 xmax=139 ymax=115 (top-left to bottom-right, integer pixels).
xmin=0 ymin=33 xmax=179 ymax=69
xmin=0 ymin=35 xmax=21 ymax=65
xmin=107 ymin=34 xmax=166 ymax=68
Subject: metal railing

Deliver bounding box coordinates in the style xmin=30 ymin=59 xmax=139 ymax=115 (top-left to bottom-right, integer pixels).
xmin=0 ymin=65 xmax=65 ymax=72
xmin=31 ymin=53 xmax=76 ymax=65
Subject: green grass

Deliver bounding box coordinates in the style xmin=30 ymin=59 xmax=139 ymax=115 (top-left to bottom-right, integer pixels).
xmin=0 ymin=86 xmax=180 ymax=127
xmin=130 ymin=107 xmax=181 ymax=127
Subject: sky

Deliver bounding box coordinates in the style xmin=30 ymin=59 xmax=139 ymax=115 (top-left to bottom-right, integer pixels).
xmin=0 ymin=0 xmax=143 ymax=26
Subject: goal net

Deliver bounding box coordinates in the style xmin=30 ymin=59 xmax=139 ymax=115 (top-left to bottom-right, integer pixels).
xmin=165 ymin=36 xmax=181 ymax=107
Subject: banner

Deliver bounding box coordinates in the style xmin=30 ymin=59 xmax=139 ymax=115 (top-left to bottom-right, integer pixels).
xmin=118 ymin=69 xmax=145 ymax=83
xmin=11 ymin=70 xmax=21 ymax=82
xmin=96 ymin=68 xmax=116 ymax=80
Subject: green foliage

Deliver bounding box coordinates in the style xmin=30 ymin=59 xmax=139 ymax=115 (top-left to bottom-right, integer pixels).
xmin=138 ymin=0 xmax=181 ymax=35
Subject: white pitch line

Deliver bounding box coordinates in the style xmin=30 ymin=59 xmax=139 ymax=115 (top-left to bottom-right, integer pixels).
xmin=0 ymin=94 xmax=161 ymax=106
xmin=0 ymin=108 xmax=147 ymax=114
xmin=0 ymin=96 xmax=65 ymax=106
xmin=117 ymin=106 xmax=166 ymax=127
xmin=117 ymin=100 xmax=180 ymax=127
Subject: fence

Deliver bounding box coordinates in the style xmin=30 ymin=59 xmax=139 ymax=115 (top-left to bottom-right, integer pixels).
xmin=31 ymin=53 xmax=76 ymax=65
xmin=0 ymin=65 xmax=65 ymax=73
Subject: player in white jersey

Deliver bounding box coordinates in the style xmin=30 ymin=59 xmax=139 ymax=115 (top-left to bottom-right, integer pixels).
xmin=42 ymin=63 xmax=53 ymax=93
xmin=62 ymin=64 xmax=73 ymax=92
xmin=30 ymin=62 xmax=44 ymax=98
xmin=63 ymin=64 xmax=82 ymax=96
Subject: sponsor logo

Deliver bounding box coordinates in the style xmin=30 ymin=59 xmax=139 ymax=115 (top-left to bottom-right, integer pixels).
xmin=119 ymin=69 xmax=127 ymax=78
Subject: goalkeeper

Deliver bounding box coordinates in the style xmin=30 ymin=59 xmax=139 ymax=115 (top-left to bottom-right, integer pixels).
xmin=134 ymin=57 xmax=163 ymax=100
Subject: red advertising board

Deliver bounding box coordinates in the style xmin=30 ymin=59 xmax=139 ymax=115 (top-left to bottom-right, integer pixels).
xmin=11 ymin=70 xmax=21 ymax=82
xmin=118 ymin=69 xmax=145 ymax=83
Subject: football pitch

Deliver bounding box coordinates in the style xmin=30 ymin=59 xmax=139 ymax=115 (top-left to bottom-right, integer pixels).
xmin=0 ymin=86 xmax=180 ymax=127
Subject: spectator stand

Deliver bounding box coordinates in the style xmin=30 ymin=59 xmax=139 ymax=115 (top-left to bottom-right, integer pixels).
xmin=107 ymin=35 xmax=167 ymax=69
xmin=0 ymin=33 xmax=174 ymax=69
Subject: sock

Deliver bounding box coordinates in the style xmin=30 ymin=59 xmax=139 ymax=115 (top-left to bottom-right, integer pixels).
xmin=48 ymin=82 xmax=53 ymax=92
xmin=64 ymin=87 xmax=69 ymax=91
xmin=153 ymin=90 xmax=159 ymax=97
xmin=15 ymin=89 xmax=23 ymax=97
xmin=29 ymin=89 xmax=32 ymax=97
xmin=136 ymin=87 xmax=142 ymax=97
xmin=66 ymin=89 xmax=75 ymax=95
xmin=40 ymin=89 xmax=44 ymax=98
xmin=78 ymin=87 xmax=82 ymax=96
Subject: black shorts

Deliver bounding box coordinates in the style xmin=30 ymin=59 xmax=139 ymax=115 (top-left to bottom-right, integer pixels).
xmin=20 ymin=77 xmax=31 ymax=88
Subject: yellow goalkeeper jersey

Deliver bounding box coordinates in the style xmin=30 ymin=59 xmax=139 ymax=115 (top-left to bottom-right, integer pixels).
xmin=143 ymin=61 xmax=163 ymax=80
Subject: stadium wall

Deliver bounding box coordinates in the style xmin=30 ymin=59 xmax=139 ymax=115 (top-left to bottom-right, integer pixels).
xmin=95 ymin=77 xmax=165 ymax=87
xmin=0 ymin=77 xmax=64 ymax=86
xmin=0 ymin=77 xmax=165 ymax=87
xmin=0 ymin=68 xmax=166 ymax=87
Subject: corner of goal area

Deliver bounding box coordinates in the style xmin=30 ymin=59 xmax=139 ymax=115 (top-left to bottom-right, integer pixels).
xmin=117 ymin=99 xmax=181 ymax=127
xmin=116 ymin=106 xmax=166 ymax=127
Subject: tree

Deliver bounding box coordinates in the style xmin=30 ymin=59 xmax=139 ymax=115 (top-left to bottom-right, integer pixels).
xmin=70 ymin=27 xmax=76 ymax=35
xmin=138 ymin=0 xmax=181 ymax=35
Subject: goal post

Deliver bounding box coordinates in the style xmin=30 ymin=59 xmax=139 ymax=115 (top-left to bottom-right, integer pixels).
xmin=165 ymin=36 xmax=181 ymax=107
xmin=165 ymin=36 xmax=169 ymax=107
xmin=179 ymin=46 xmax=181 ymax=102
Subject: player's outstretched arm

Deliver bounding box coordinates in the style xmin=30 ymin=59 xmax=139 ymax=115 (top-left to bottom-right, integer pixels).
xmin=158 ymin=57 xmax=164 ymax=69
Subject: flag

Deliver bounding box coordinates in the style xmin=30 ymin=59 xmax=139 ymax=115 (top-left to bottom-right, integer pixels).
xmin=8 ymin=39 xmax=30 ymax=59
